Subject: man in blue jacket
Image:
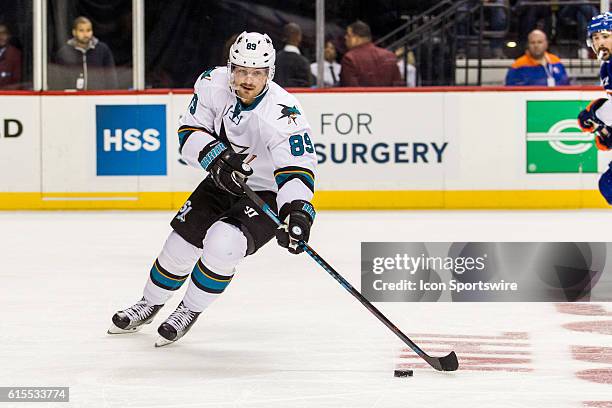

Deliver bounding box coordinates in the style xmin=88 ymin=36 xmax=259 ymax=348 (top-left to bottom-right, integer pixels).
xmin=505 ymin=30 xmax=569 ymax=86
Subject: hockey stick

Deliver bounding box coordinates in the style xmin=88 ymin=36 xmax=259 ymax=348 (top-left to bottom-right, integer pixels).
xmin=235 ymin=177 xmax=459 ymax=372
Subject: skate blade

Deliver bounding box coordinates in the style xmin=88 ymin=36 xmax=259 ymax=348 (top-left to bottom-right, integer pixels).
xmin=154 ymin=336 xmax=176 ymax=348
xmin=107 ymin=324 xmax=144 ymax=335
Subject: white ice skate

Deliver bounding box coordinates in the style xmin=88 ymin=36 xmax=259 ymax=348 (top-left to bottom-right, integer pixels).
xmin=108 ymin=297 xmax=164 ymax=334
xmin=155 ymin=301 xmax=201 ymax=347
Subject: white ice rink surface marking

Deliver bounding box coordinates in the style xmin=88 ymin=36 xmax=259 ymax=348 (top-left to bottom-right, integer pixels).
xmin=1 ymin=210 xmax=612 ymax=407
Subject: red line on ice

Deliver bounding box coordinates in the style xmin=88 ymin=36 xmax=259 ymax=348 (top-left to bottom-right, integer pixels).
xmin=556 ymin=304 xmax=612 ymax=317
xmin=563 ymin=321 xmax=612 ymax=336
xmin=583 ymin=402 xmax=612 ymax=407
xmin=576 ymin=369 xmax=612 ymax=385
xmin=409 ymin=339 xmax=530 ymax=347
xmin=399 ymin=355 xmax=531 ymax=364
xmin=401 ymin=349 xmax=530 ymax=356
xmin=396 ymin=363 xmax=533 ymax=372
xmin=408 ymin=332 xmax=529 ymax=340
xmin=572 ymin=346 xmax=612 ymax=364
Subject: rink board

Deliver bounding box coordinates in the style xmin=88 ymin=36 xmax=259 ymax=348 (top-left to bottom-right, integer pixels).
xmin=0 ymin=88 xmax=611 ymax=209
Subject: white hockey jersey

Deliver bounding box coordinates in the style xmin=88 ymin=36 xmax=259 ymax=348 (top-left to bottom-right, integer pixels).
xmin=178 ymin=67 xmax=317 ymax=210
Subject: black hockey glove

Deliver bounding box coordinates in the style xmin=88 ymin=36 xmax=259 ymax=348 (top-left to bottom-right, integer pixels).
xmin=596 ymin=133 xmax=612 ymax=151
xmin=276 ymin=200 xmax=316 ymax=254
xmin=199 ymin=141 xmax=253 ymax=196
xmin=578 ymin=99 xmax=612 ymax=150
xmin=578 ymin=98 xmax=607 ymax=132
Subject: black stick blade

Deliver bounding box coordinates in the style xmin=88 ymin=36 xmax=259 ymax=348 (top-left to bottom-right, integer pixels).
xmin=429 ymin=351 xmax=459 ymax=371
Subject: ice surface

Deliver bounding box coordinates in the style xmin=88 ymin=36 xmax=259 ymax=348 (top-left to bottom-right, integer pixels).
xmin=1 ymin=210 xmax=611 ymax=407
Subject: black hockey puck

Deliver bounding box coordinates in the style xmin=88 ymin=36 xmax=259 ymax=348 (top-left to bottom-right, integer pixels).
xmin=394 ymin=369 xmax=414 ymax=377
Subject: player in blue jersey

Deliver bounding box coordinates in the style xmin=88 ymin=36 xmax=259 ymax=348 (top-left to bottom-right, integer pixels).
xmin=578 ymin=12 xmax=612 ymax=204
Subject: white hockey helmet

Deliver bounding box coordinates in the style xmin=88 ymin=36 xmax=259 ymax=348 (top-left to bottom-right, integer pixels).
xmin=227 ymin=31 xmax=276 ymax=94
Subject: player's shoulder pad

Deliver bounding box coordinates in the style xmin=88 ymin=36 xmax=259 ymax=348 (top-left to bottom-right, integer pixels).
xmin=194 ymin=66 xmax=229 ymax=93
xmin=265 ymin=82 xmax=309 ymax=135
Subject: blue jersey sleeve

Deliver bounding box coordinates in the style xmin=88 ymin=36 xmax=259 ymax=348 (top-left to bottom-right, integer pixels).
xmin=601 ymin=62 xmax=612 ymax=92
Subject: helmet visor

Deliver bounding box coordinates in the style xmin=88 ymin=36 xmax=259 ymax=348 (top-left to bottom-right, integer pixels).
xmin=231 ymin=64 xmax=270 ymax=80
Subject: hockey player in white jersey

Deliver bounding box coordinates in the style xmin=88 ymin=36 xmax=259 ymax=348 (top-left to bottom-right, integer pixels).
xmin=108 ymin=32 xmax=317 ymax=347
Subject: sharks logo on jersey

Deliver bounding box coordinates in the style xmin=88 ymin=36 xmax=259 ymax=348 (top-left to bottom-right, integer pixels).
xmin=217 ymin=120 xmax=257 ymax=165
xmin=229 ymin=140 xmax=256 ymax=164
xmin=277 ymin=104 xmax=301 ymax=125
xmin=224 ymin=103 xmax=243 ymax=125
xmin=199 ymin=68 xmax=214 ymax=81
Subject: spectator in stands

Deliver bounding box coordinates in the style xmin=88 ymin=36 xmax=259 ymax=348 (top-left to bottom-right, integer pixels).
xmin=310 ymin=40 xmax=341 ymax=87
xmin=395 ymin=47 xmax=417 ymax=87
xmin=455 ymin=0 xmax=477 ymax=58
xmin=0 ymin=23 xmax=22 ymax=89
xmin=486 ymin=0 xmax=509 ymax=58
xmin=515 ymin=0 xmax=552 ymax=48
xmin=456 ymin=0 xmax=508 ymax=58
xmin=49 ymin=16 xmax=118 ymax=90
xmin=340 ymin=20 xmax=401 ymax=87
xmin=558 ymin=1 xmax=598 ymax=58
xmin=505 ymin=29 xmax=569 ymax=86
xmin=274 ymin=23 xmax=312 ymax=88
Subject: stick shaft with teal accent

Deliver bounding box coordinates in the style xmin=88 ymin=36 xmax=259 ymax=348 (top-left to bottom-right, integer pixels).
xmin=235 ymin=177 xmax=459 ymax=372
